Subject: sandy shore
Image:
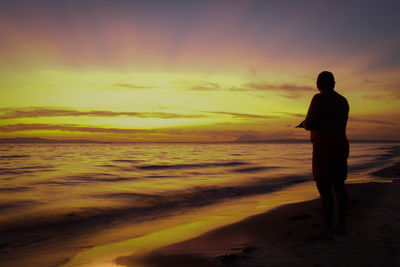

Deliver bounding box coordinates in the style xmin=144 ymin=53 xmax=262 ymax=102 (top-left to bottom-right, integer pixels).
xmin=117 ymin=178 xmax=400 ymax=266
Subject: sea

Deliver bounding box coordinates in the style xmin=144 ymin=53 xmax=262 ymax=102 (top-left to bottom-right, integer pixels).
xmin=0 ymin=142 xmax=399 ymax=266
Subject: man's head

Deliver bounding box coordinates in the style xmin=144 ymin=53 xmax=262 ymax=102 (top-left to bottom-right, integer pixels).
xmin=317 ymin=71 xmax=335 ymax=91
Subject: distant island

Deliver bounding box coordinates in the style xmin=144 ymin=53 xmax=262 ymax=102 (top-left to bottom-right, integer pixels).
xmin=235 ymin=134 xmax=263 ymax=142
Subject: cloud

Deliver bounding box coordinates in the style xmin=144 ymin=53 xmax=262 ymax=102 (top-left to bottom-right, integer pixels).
xmin=112 ymin=83 xmax=158 ymax=89
xmin=274 ymin=112 xmax=305 ymax=118
xmin=244 ymin=82 xmax=314 ymax=92
xmin=361 ymin=94 xmax=384 ymax=100
xmin=382 ymin=83 xmax=400 ymax=99
xmin=203 ymin=111 xmax=275 ymax=119
xmin=0 ymin=124 xmax=150 ymax=134
xmin=362 ymin=78 xmax=400 ymax=100
xmin=361 ymin=79 xmax=400 ymax=99
xmin=364 ymin=46 xmax=400 ymax=73
xmin=173 ymin=81 xmax=221 ymax=91
xmin=174 ymin=80 xmax=314 ymax=99
xmin=230 ymin=82 xmax=314 ymax=98
xmin=0 ymin=108 xmax=209 ymax=119
xmin=349 ymin=117 xmax=397 ymax=126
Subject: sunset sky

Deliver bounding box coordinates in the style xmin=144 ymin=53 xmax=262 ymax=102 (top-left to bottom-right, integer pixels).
xmin=1 ymin=0 xmax=399 ymax=142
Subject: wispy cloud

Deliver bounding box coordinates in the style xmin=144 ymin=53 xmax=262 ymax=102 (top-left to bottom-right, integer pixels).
xmin=173 ymin=81 xmax=221 ymax=91
xmin=349 ymin=117 xmax=397 ymax=126
xmin=274 ymin=112 xmax=305 ymax=118
xmin=203 ymin=111 xmax=275 ymax=119
xmin=231 ymin=82 xmax=314 ymax=98
xmin=175 ymin=80 xmax=314 ymax=99
xmin=0 ymin=108 xmax=208 ymax=119
xmin=112 ymin=83 xmax=158 ymax=89
xmin=361 ymin=79 xmax=400 ymax=99
xmin=0 ymin=124 xmax=151 ymax=133
xmin=361 ymin=94 xmax=384 ymax=100
xmin=244 ymin=82 xmax=314 ymax=92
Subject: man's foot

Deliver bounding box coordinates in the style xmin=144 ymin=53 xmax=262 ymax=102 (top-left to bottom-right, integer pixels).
xmin=313 ymin=229 xmax=334 ymax=240
xmin=334 ymin=217 xmax=347 ymax=235
xmin=334 ymin=224 xmax=347 ymax=235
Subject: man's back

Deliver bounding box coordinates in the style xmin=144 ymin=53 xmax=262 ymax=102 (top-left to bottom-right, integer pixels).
xmin=304 ymin=90 xmax=349 ymax=141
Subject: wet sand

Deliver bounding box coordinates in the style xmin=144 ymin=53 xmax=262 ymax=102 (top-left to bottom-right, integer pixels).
xmin=117 ymin=168 xmax=400 ymax=266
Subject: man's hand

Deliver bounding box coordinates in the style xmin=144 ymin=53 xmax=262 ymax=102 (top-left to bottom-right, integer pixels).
xmin=295 ymin=121 xmax=305 ymax=128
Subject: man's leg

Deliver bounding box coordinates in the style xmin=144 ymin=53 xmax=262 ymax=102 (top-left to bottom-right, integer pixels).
xmin=332 ymin=179 xmax=348 ymax=233
xmin=316 ymin=180 xmax=334 ymax=232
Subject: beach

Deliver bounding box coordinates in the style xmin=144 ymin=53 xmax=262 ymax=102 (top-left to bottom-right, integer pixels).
xmin=120 ymin=178 xmax=400 ymax=267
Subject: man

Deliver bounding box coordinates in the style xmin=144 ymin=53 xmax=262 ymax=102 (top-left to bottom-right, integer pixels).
xmin=297 ymin=71 xmax=349 ymax=237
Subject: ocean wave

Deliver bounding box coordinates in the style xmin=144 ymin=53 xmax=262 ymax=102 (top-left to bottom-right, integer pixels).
xmin=348 ymin=145 xmax=400 ymax=172
xmin=0 ymin=186 xmax=32 ymax=192
xmin=0 ymin=200 xmax=39 ymax=212
xmin=112 ymin=159 xmax=142 ymax=163
xmin=0 ymin=174 xmax=309 ymax=238
xmin=99 ymin=164 xmax=117 ymax=168
xmin=370 ymin=161 xmax=400 ymax=178
xmin=137 ymin=161 xmax=248 ymax=170
xmin=0 ymin=165 xmax=53 ymax=171
xmin=0 ymin=165 xmax=54 ymax=175
xmin=0 ymin=155 xmax=30 ymax=159
xmin=145 ymin=175 xmax=179 ymax=178
xmin=0 ymin=170 xmax=34 ymax=175
xmin=35 ymin=173 xmax=138 ymax=185
xmin=232 ymin=166 xmax=281 ymax=173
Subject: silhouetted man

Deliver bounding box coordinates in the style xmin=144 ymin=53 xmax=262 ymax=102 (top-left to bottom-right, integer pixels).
xmin=297 ymin=71 xmax=349 ymax=237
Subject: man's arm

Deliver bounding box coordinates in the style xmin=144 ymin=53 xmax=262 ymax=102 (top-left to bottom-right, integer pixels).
xmin=303 ymin=94 xmax=320 ymax=130
xmin=296 ymin=121 xmax=305 ymax=128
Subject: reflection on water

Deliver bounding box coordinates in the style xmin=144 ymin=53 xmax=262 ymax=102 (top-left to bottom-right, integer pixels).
xmin=64 ymin=182 xmax=320 ymax=267
xmin=0 ymin=142 xmax=398 ymax=266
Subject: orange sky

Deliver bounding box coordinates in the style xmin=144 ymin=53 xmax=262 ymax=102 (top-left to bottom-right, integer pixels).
xmin=0 ymin=0 xmax=399 ymax=142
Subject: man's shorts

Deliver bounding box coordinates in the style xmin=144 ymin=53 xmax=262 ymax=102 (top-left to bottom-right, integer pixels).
xmin=312 ymin=136 xmax=349 ymax=181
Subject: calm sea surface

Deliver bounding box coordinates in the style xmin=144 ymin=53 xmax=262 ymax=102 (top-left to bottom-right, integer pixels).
xmin=0 ymin=142 xmax=398 ymax=224
xmin=0 ymin=142 xmax=399 ymax=266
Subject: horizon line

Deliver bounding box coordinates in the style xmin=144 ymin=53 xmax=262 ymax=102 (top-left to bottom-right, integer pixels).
xmin=1 ymin=137 xmax=399 ymax=144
